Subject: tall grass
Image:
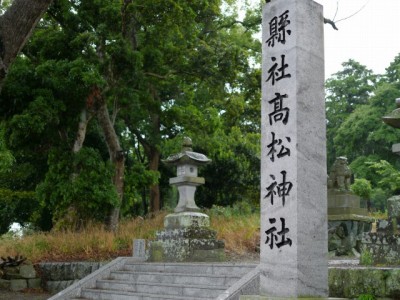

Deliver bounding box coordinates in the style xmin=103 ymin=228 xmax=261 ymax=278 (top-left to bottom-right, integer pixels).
xmin=0 ymin=209 xmax=259 ymax=263
xmin=211 ymin=213 xmax=260 ymax=255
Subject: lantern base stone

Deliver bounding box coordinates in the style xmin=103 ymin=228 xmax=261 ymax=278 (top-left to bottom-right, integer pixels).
xmin=148 ymin=212 xmax=225 ymax=262
xmin=164 ymin=212 xmax=210 ymax=229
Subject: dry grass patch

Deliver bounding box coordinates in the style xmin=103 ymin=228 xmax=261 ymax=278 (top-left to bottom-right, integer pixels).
xmin=0 ymin=210 xmax=260 ymax=263
xmin=211 ymin=213 xmax=259 ymax=255
xmin=0 ymin=212 xmax=167 ymax=263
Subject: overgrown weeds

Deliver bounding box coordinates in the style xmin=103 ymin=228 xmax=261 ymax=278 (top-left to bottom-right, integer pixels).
xmin=0 ymin=208 xmax=259 ymax=263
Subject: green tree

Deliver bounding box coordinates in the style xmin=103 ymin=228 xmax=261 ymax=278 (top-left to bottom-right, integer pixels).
xmin=0 ymin=0 xmax=261 ymax=231
xmin=325 ymin=60 xmax=377 ymax=168
xmin=329 ymin=54 xmax=400 ymax=213
xmin=351 ymin=178 xmax=372 ymax=211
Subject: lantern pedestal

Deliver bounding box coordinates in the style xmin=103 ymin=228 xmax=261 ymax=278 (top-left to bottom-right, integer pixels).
xmin=148 ymin=211 xmax=225 ymax=262
xmin=164 ymin=212 xmax=210 ymax=229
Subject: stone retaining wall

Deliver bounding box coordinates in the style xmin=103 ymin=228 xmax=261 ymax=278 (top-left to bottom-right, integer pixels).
xmin=34 ymin=261 xmax=400 ymax=299
xmin=37 ymin=261 xmax=107 ymax=293
xmin=0 ymin=263 xmax=41 ymax=291
xmin=329 ymin=267 xmax=400 ymax=299
xmin=362 ymin=232 xmax=400 ymax=265
xmin=328 ymin=219 xmax=371 ymax=256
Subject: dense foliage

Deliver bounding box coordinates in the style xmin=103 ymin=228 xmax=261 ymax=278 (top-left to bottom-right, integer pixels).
xmin=328 ymin=55 xmax=400 ymax=211
xmin=1 ymin=0 xmax=400 ymax=234
xmin=0 ymin=0 xmax=262 ymax=233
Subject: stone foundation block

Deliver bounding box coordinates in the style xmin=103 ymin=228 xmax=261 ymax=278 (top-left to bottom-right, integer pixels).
xmin=156 ymin=227 xmax=217 ymax=240
xmin=19 ymin=264 xmax=37 ymax=279
xmin=328 ymin=220 xmax=371 ymax=256
xmin=164 ymin=212 xmax=210 ymax=229
xmin=191 ymin=249 xmax=225 ymax=262
xmin=361 ymin=232 xmax=400 ymax=265
xmin=10 ymin=279 xmax=27 ymax=291
xmin=27 ymin=278 xmax=42 ymax=289
xmin=149 ymin=226 xmax=225 ymax=262
xmin=46 ymin=279 xmax=78 ymax=293
xmin=0 ymin=278 xmax=10 ymax=290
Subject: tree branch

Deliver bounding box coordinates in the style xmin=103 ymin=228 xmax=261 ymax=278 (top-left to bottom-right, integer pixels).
xmin=324 ymin=18 xmax=338 ymax=31
xmin=0 ymin=0 xmax=53 ymax=73
xmin=335 ymin=0 xmax=370 ymax=23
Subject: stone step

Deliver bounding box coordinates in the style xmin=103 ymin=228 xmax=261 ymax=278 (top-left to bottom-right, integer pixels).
xmin=95 ymin=279 xmax=228 ymax=298
xmin=123 ymin=262 xmax=257 ymax=276
xmin=109 ymin=270 xmax=241 ymax=286
xmin=80 ymin=288 xmax=214 ymax=300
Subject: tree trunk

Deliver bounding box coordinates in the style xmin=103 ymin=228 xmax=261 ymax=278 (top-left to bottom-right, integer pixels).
xmin=148 ymin=146 xmax=160 ymax=213
xmin=55 ymin=107 xmax=92 ymax=230
xmin=0 ymin=0 xmax=52 ymax=89
xmin=134 ymin=112 xmax=161 ymax=214
xmin=72 ymin=108 xmax=91 ymax=153
xmin=141 ymin=187 xmax=148 ymax=216
xmin=96 ymin=95 xmax=124 ymax=232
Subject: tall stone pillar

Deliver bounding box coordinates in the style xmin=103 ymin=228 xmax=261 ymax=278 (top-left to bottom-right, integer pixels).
xmin=260 ymin=0 xmax=327 ymax=297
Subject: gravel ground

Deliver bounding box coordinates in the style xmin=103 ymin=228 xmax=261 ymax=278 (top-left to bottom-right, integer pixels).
xmin=0 ymin=290 xmax=53 ymax=300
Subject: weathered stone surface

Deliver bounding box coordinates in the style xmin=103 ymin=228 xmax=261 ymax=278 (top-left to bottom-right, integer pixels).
xmin=156 ymin=227 xmax=217 ymax=240
xmin=361 ymin=232 xmax=400 ymax=265
xmin=346 ymin=269 xmax=386 ymax=298
xmin=0 ymin=278 xmax=10 ymax=290
xmin=327 ymin=266 xmax=400 ymax=299
xmin=240 ymin=297 xmax=343 ymax=300
xmin=328 ymin=214 xmax=374 ymax=222
xmin=19 ymin=264 xmax=37 ymax=279
xmin=148 ymin=235 xmax=225 ymax=263
xmin=46 ymin=279 xmax=78 ymax=293
xmin=386 ymin=269 xmax=400 ymax=298
xmin=328 ymin=220 xmax=371 ymax=256
xmin=327 ymin=159 xmax=370 ymax=219
xmin=329 ymin=268 xmax=389 ymax=298
xmin=149 ymin=225 xmax=225 ymax=262
xmin=148 ymin=241 xmax=164 ymax=262
xmin=328 ymin=157 xmax=351 ymax=191
xmin=388 ymin=196 xmax=400 ymax=219
xmin=261 ymin=0 xmax=327 ymax=297
xmin=164 ymin=212 xmax=210 ymax=229
xmin=163 ymin=138 xmax=211 ymax=213
xmin=9 ymin=279 xmax=27 ymax=291
xmin=378 ymin=219 xmax=390 ymax=232
xmin=38 ymin=262 xmax=104 ymax=281
xmin=27 ymin=278 xmax=42 ymax=289
xmin=191 ymin=249 xmax=226 ymax=262
xmin=133 ymin=239 xmax=146 ymax=258
xmin=3 ymin=267 xmax=23 ymax=280
xmin=388 ymin=196 xmax=400 ymax=233
xmin=328 ymin=190 xmax=360 ymax=208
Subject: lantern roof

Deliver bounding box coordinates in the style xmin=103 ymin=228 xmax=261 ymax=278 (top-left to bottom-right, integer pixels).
xmin=383 ymin=98 xmax=400 ymax=129
xmin=163 ymin=137 xmax=211 ymax=166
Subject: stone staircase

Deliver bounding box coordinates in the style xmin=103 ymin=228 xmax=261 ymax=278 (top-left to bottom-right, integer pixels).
xmin=50 ymin=258 xmax=259 ymax=300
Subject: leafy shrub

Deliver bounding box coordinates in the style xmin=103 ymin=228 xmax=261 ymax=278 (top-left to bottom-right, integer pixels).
xmin=358 ymin=294 xmax=375 ymax=300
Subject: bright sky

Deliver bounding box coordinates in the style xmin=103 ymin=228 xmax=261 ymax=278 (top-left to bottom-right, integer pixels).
xmin=241 ymin=0 xmax=400 ymax=79
xmin=313 ymin=0 xmax=400 ymax=78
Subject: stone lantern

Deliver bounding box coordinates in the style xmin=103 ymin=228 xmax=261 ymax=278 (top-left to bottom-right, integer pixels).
xmin=359 ymin=98 xmax=400 ymax=265
xmin=147 ymin=137 xmax=225 ymax=262
xmin=163 ymin=136 xmax=211 ymax=213
xmin=383 ymin=98 xmax=400 ymax=155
